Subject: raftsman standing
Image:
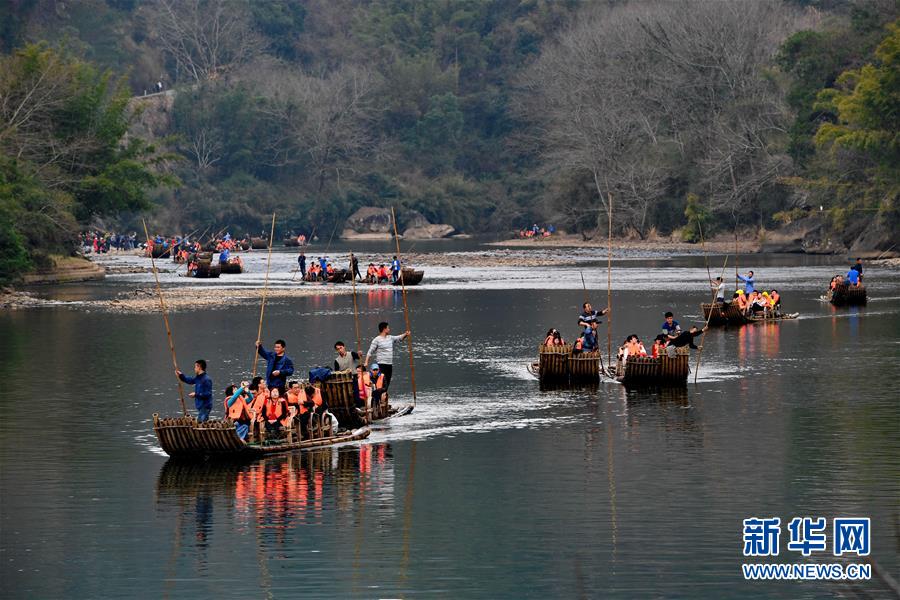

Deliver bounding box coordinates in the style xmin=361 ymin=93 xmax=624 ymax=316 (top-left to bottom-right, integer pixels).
xmin=364 ymin=321 xmax=410 ymax=391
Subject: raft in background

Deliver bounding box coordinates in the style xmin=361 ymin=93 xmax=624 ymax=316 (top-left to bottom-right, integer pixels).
xmin=189 ymin=261 xmax=220 ymax=278
xmin=825 ymin=283 xmax=867 ymax=306
xmin=616 ymin=346 xmax=690 ymax=386
xmin=701 ymin=303 xmax=799 ymax=326
xmin=529 ymin=344 xmax=601 ymax=383
xmin=219 ymin=260 xmax=243 ymax=274
xmin=394 ymin=268 xmax=424 ymax=286
xmin=250 ymin=237 xmax=268 ymax=250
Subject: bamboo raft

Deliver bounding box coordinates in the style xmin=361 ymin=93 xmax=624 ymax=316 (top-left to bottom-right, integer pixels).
xmin=148 ymin=244 xmax=171 ymax=259
xmin=283 ymin=237 xmax=301 ymax=247
xmin=701 ymin=303 xmax=799 ymax=326
xmin=219 ymin=260 xmax=243 ymax=274
xmin=250 ymin=237 xmax=268 ymax=250
xmin=616 ymin=346 xmax=691 ymax=386
xmin=188 ymin=261 xmax=221 ymax=278
xmin=825 ymin=283 xmax=867 ymax=306
xmin=393 ymin=268 xmax=424 ymax=286
xmin=153 ymin=414 xmax=370 ymax=458
xmin=529 ymin=344 xmax=601 ymax=382
xmin=323 ymin=370 xmax=413 ymax=428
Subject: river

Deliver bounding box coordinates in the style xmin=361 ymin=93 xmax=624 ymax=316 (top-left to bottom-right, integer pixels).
xmin=1 ymin=243 xmax=898 ymax=598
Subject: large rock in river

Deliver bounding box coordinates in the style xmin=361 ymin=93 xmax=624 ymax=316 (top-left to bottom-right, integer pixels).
xmin=403 ymin=224 xmax=455 ymax=240
xmin=345 ymin=207 xmax=392 ymax=233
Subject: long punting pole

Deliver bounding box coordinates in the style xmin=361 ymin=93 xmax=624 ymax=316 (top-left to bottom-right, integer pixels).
xmin=698 ymin=220 xmax=712 ymax=283
xmin=694 ymin=255 xmax=729 ymax=384
xmin=391 ymin=206 xmax=417 ymax=406
xmin=350 ymin=250 xmax=362 ymax=356
xmin=606 ymin=193 xmax=613 ymax=370
xmin=142 ymin=219 xmax=187 ymax=416
xmin=582 ymin=270 xmax=607 ymax=377
xmin=251 ymin=213 xmax=277 ymax=378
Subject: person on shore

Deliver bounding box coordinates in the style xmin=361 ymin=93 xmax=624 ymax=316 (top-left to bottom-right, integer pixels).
xmin=661 ymin=312 xmax=682 ymax=340
xmin=666 ymin=326 xmax=707 ymax=354
xmin=298 ymin=253 xmax=306 ymax=279
xmin=578 ymin=302 xmax=610 ymax=328
xmin=224 ymin=383 xmax=254 ymax=440
xmin=256 ymin=339 xmax=294 ymax=394
xmin=737 ymin=270 xmax=756 ymax=294
xmin=391 ymin=256 xmax=401 ymax=283
xmin=349 ymin=253 xmax=361 ymax=281
xmin=364 ymin=322 xmax=410 ymax=391
xmin=176 ymin=360 xmax=213 ymax=422
xmin=333 ymin=341 xmax=360 ymax=372
xmin=711 ymin=277 xmax=726 ymax=304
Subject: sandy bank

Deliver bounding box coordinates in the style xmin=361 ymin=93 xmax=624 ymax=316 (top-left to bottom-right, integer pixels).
xmin=2 ymin=284 xmax=353 ymax=313
xmin=488 ymin=234 xmax=757 ymax=254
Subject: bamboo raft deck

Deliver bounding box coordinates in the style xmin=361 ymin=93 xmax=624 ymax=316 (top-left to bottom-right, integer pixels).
xmin=153 ymin=414 xmax=370 ymax=458
xmin=529 ymin=344 xmax=601 ymax=382
xmin=701 ymin=303 xmax=799 ymax=326
xmin=616 ymin=346 xmax=690 ymax=386
xmin=188 ymin=262 xmax=221 ymax=278
xmin=825 ymin=283 xmax=867 ymax=306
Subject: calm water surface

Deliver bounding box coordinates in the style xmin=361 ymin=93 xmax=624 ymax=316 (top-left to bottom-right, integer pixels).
xmin=1 ymin=247 xmax=898 ymax=598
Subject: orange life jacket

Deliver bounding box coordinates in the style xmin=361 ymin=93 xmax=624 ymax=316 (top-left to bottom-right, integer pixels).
xmin=574 ymin=338 xmax=583 ymax=351
xmin=771 ymin=292 xmax=780 ymax=305
xmin=250 ymin=390 xmax=268 ymax=416
xmin=311 ymin=388 xmax=323 ymax=407
xmin=543 ymin=335 xmax=554 ymax=346
xmin=265 ymin=397 xmax=284 ymax=422
xmin=224 ymin=394 xmax=251 ymax=421
xmin=357 ymin=372 xmax=371 ymax=400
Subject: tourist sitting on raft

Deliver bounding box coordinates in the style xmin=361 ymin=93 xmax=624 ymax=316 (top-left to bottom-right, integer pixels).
xmin=543 ymin=328 xmax=565 ymax=346
xmin=573 ymin=321 xmax=599 ymax=354
xmin=616 ymin=335 xmax=648 ymax=361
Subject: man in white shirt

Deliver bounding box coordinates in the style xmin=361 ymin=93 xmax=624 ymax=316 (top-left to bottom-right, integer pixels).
xmin=711 ymin=276 xmax=726 ymax=304
xmin=364 ymin=321 xmax=410 ymax=390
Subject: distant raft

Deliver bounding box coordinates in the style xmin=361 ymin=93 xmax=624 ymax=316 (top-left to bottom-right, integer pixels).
xmin=701 ymin=303 xmax=799 ymax=326
xmin=250 ymin=237 xmax=268 ymax=250
xmin=219 ymin=260 xmax=243 ymax=274
xmin=153 ymin=414 xmax=370 ymax=458
xmin=528 ymin=344 xmax=600 ymax=382
xmin=393 ymin=268 xmax=424 ymax=286
xmin=188 ymin=261 xmax=220 ymax=278
xmin=824 ymin=283 xmax=867 ymax=306
xmin=615 ymin=346 xmax=690 ymax=386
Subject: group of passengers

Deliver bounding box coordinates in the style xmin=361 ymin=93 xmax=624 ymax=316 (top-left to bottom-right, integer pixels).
xmin=542 ymin=302 xmax=608 ymax=354
xmin=829 ymin=258 xmax=864 ymax=290
xmin=615 ymin=312 xmax=707 ymax=363
xmin=174 ymin=322 xmax=410 ymax=442
xmin=709 ymin=271 xmax=783 ymax=317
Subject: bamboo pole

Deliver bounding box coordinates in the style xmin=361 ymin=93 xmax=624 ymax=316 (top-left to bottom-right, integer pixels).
xmin=391 ymin=207 xmax=417 ymax=406
xmin=694 ymin=255 xmax=729 ymax=384
xmin=350 ymin=251 xmax=362 ymax=356
xmin=142 ymin=219 xmax=187 ymax=416
xmin=606 ymin=193 xmax=613 ymax=369
xmin=251 ymin=213 xmax=277 ymax=378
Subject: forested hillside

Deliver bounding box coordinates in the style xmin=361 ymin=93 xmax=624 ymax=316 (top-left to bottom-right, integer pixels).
xmin=1 ymin=0 xmax=897 ymax=282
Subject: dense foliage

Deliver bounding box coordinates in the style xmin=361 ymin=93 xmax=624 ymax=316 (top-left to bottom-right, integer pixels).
xmin=1 ymin=0 xmax=897 ymax=279
xmin=0 ymin=43 xmax=172 ymax=282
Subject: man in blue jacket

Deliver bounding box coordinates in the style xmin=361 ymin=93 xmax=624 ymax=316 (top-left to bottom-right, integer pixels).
xmin=737 ymin=270 xmax=756 ymax=294
xmin=256 ymin=339 xmax=294 ymax=394
xmin=176 ymin=360 xmax=213 ymax=422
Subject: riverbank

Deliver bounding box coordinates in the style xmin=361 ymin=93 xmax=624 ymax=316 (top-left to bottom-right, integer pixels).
xmin=20 ymin=255 xmax=106 ymax=285
xmin=488 ymin=234 xmax=754 ymax=253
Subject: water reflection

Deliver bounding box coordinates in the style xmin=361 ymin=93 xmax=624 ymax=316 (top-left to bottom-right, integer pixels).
xmin=156 ymin=444 xmax=395 ymax=559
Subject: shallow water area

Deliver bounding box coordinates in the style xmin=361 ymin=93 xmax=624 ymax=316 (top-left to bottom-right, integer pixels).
xmin=2 ymin=241 xmax=898 ymax=598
